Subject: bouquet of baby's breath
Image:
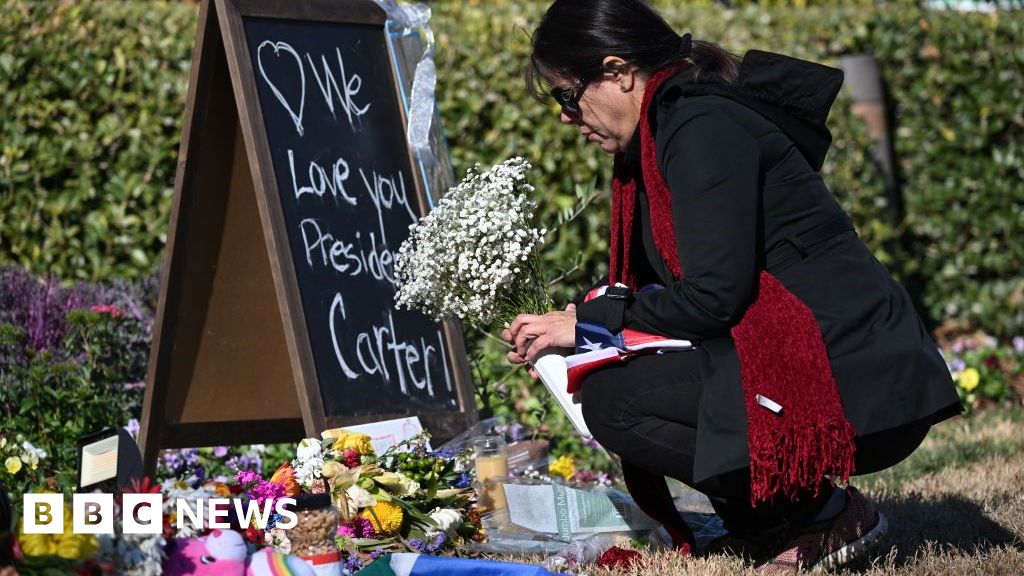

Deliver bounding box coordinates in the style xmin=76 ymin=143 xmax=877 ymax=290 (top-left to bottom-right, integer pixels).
xmin=395 ymin=157 xmax=552 ymax=328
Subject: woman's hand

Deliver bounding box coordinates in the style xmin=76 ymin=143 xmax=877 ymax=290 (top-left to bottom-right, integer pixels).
xmin=502 ymin=304 xmax=577 ymax=375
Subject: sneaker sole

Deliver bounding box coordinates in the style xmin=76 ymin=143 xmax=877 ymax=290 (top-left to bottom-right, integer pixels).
xmin=810 ymin=512 xmax=888 ymax=573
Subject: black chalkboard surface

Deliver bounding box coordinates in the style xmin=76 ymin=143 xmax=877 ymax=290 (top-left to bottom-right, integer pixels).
xmin=242 ymin=16 xmax=459 ymax=417
xmin=140 ymin=0 xmax=475 ymax=474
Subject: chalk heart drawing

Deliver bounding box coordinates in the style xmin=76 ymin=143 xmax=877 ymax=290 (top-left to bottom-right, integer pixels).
xmin=257 ymin=40 xmax=306 ymax=137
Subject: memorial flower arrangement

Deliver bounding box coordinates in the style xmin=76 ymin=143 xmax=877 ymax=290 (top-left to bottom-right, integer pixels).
xmin=941 ymin=331 xmax=1024 ymax=408
xmin=394 ymin=157 xmax=552 ymax=329
xmin=238 ymin=428 xmax=481 ymax=567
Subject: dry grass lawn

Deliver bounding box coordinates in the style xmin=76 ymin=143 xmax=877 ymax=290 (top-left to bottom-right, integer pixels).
xmin=489 ymin=407 xmax=1024 ymax=575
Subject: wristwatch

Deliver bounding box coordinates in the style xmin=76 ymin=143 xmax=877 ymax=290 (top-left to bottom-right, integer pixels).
xmin=604 ymin=286 xmax=632 ymax=333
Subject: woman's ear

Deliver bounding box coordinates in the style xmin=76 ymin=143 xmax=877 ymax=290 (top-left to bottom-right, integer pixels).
xmin=602 ymin=56 xmax=635 ymax=93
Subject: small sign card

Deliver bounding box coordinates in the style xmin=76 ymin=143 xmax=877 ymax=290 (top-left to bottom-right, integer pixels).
xmin=347 ymin=416 xmax=426 ymax=454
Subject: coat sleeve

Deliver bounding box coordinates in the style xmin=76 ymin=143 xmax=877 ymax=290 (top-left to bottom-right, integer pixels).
xmin=576 ymin=103 xmax=761 ymax=341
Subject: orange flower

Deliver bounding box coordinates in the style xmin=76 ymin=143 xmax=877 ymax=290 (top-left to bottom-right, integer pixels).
xmin=270 ymin=462 xmax=301 ymax=496
xmin=205 ymin=481 xmax=233 ymax=498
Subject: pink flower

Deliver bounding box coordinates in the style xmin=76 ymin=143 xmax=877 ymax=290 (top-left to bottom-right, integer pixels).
xmin=89 ymin=304 xmax=125 ymax=318
xmin=337 ymin=517 xmax=376 ymax=539
xmin=342 ymin=449 xmax=361 ymax=468
xmin=236 ymin=469 xmax=261 ymax=488
xmin=235 ymin=469 xmax=285 ymax=508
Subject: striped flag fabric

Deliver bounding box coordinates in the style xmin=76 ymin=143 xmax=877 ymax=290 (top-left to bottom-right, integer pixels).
xmin=358 ymin=553 xmax=557 ymax=576
xmin=566 ymin=284 xmax=694 ymax=394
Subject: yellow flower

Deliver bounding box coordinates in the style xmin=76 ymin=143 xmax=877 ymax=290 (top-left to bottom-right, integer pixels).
xmin=18 ymin=492 xmax=98 ymax=560
xmin=322 ymin=427 xmax=354 ymax=451
xmin=549 ymin=455 xmax=576 ymax=481
xmin=342 ymin=433 xmax=375 ymax=456
xmin=4 ymin=456 xmax=21 ymax=475
xmin=959 ymin=367 xmax=981 ymax=392
xmin=361 ymin=501 xmax=404 ymax=535
xmin=321 ymin=427 xmax=350 ymax=441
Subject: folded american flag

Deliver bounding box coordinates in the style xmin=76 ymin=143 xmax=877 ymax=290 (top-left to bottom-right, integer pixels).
xmin=566 ymin=284 xmax=695 ymax=393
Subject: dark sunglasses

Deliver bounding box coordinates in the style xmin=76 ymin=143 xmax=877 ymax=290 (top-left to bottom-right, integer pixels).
xmin=550 ymin=79 xmax=588 ymax=117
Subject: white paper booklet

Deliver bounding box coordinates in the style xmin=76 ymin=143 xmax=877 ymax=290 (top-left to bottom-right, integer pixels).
xmin=532 ymin=352 xmax=592 ymax=440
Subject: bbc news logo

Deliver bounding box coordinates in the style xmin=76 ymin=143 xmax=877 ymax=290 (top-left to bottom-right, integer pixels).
xmin=22 ymin=494 xmax=298 ymax=534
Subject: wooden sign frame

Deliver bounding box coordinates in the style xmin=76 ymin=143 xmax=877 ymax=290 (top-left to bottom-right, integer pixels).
xmin=139 ymin=0 xmax=476 ymax=473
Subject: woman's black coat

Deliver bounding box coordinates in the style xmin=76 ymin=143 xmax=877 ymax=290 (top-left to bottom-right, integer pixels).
xmin=576 ymin=51 xmax=962 ymax=484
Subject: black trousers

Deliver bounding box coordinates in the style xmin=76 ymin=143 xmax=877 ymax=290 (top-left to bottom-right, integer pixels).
xmin=580 ymin=349 xmax=932 ymax=534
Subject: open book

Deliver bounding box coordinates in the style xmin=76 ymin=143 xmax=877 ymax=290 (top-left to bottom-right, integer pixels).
xmin=532 ymin=352 xmax=592 ymax=440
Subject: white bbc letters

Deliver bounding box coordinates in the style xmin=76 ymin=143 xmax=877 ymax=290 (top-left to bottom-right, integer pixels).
xmin=22 ymin=493 xmax=64 ymax=534
xmin=72 ymin=493 xmax=114 ymax=534
xmin=122 ymin=494 xmax=164 ymax=534
xmin=22 ymin=493 xmax=294 ymax=534
xmin=208 ymin=499 xmax=231 ymax=529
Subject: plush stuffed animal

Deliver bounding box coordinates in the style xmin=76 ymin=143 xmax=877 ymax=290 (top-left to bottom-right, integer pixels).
xmin=165 ymin=530 xmax=247 ymax=576
xmin=164 ymin=529 xmax=315 ymax=576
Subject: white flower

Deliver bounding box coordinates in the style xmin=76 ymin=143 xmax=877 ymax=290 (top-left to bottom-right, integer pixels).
xmin=268 ymin=527 xmax=292 ymax=554
xmin=394 ymin=157 xmax=549 ymax=328
xmin=296 ymin=438 xmax=323 ymax=462
xmin=295 ymin=457 xmax=325 ymax=489
xmin=343 ymin=484 xmax=378 ymax=516
xmin=20 ymin=441 xmax=47 ymax=468
xmin=425 ymin=507 xmax=463 ymax=536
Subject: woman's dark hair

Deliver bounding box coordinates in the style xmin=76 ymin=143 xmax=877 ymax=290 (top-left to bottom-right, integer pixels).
xmin=527 ymin=0 xmax=740 ymax=100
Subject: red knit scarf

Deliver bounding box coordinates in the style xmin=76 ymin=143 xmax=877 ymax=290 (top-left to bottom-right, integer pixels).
xmin=610 ymin=66 xmax=857 ymax=505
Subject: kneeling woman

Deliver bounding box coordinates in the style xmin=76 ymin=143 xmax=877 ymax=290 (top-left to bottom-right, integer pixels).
xmin=502 ymin=0 xmax=962 ymax=572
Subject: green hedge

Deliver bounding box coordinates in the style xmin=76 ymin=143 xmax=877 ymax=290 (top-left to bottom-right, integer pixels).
xmin=0 ymin=1 xmax=1021 ymax=338
xmin=0 ymin=2 xmax=193 ymax=279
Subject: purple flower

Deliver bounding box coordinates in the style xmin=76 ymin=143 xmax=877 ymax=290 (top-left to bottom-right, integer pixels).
xmin=342 ymin=554 xmax=364 ymax=574
xmin=213 ymin=446 xmax=229 ymax=458
xmin=947 ymin=358 xmax=966 ymax=373
xmin=236 ymin=469 xmax=261 ymax=487
xmin=453 ymin=472 xmax=472 ymax=489
xmin=407 ymin=538 xmax=426 ymax=552
xmin=249 ymin=481 xmax=285 ymax=508
xmin=353 ymin=516 xmax=376 ymax=538
xmin=429 ymin=447 xmax=458 ymax=459
xmin=338 ymin=516 xmax=376 ymax=539
xmin=1013 ymin=336 xmax=1024 ymax=354
xmin=191 ymin=466 xmax=207 ymax=488
xmin=426 ymin=532 xmax=446 ymax=553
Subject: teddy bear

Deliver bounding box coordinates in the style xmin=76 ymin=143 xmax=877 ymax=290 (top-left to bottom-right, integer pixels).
xmin=164 ymin=529 xmax=316 ymax=576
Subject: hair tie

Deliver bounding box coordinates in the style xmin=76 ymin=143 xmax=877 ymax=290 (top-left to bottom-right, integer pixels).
xmin=679 ymin=33 xmax=693 ymax=59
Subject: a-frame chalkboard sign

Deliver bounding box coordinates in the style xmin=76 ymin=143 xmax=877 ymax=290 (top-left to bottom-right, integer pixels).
xmin=139 ymin=0 xmax=476 ymax=473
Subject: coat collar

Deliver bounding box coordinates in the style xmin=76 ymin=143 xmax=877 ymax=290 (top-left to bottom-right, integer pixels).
xmin=650 ymin=50 xmax=845 ymax=171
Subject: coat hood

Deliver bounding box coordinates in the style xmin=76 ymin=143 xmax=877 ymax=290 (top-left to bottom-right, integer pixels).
xmin=654 ymin=50 xmax=846 ymax=171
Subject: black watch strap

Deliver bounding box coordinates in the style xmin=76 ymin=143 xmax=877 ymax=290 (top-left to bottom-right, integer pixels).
xmin=603 ymin=286 xmax=632 ymax=333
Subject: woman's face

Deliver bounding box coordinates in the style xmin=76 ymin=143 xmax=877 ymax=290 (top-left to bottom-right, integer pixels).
xmin=550 ymin=59 xmax=646 ymax=155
